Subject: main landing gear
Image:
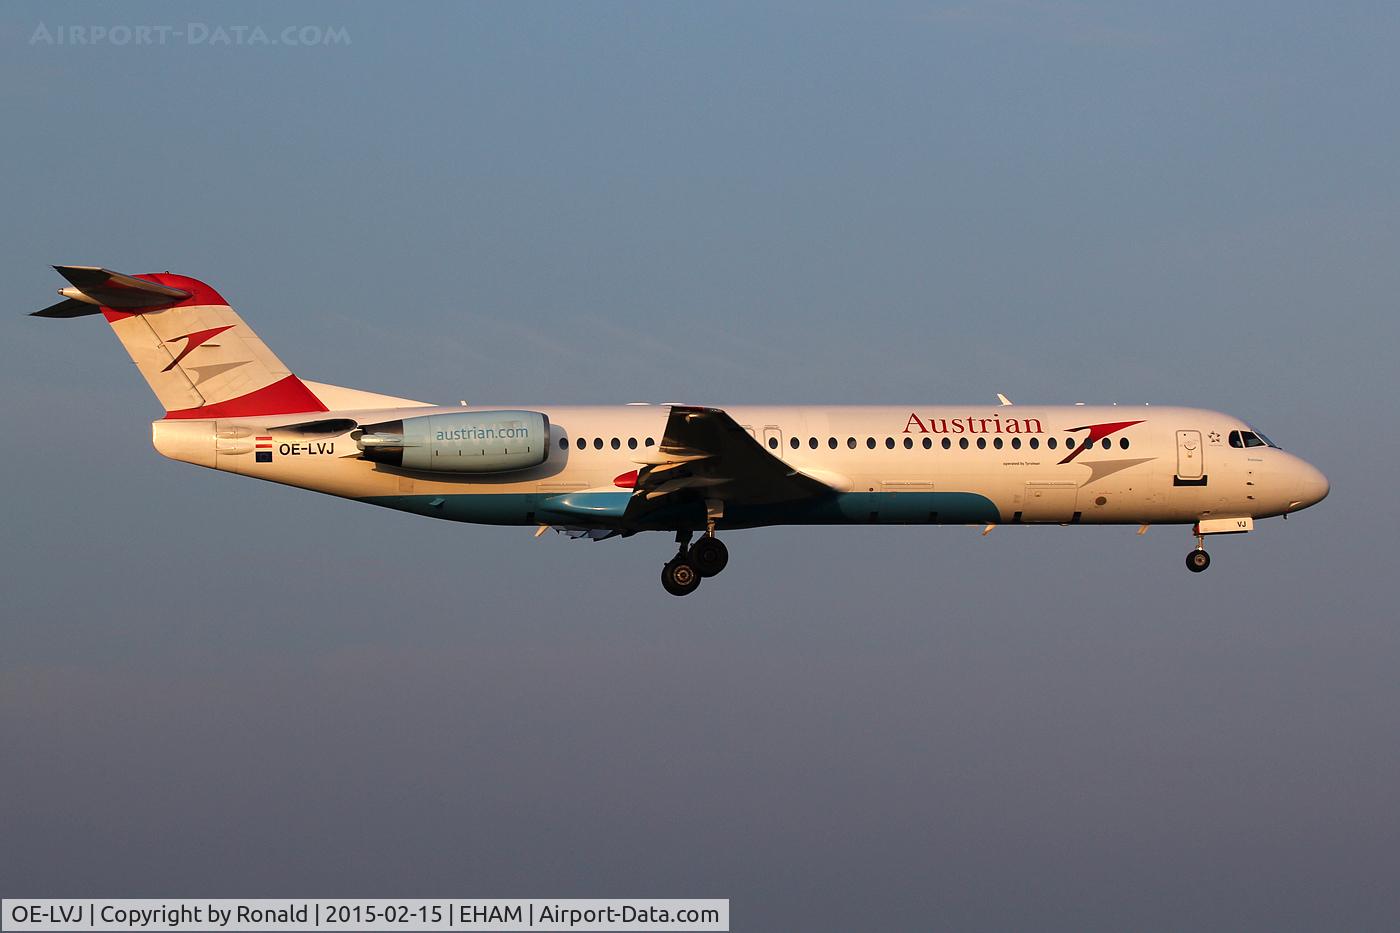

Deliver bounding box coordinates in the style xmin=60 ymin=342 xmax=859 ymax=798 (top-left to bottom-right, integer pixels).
xmin=661 ymin=550 xmax=702 ymax=596
xmin=690 ymin=535 xmax=729 ymax=577
xmin=1186 ymin=531 xmax=1211 ymax=573
xmin=661 ymin=528 xmax=730 ymax=596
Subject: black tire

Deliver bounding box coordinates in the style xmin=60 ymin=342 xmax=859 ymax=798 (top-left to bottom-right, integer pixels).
xmin=1186 ymin=549 xmax=1211 ymax=573
xmin=690 ymin=536 xmax=729 ymax=578
xmin=661 ymin=558 xmax=702 ymax=596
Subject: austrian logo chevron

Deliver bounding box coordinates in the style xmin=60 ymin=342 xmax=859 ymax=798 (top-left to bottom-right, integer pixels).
xmin=1058 ymin=420 xmax=1144 ymax=464
xmin=255 ymin=435 xmax=273 ymax=463
xmin=162 ymin=324 xmax=236 ymax=372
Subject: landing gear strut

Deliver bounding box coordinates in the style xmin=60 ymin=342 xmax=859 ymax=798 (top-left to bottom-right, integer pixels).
xmin=1186 ymin=532 xmax=1210 ymax=573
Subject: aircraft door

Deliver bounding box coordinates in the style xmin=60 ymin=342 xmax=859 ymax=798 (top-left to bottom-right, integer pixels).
xmin=1021 ymin=482 xmax=1078 ymax=523
xmin=1176 ymin=430 xmax=1204 ymax=481
xmin=762 ymin=425 xmax=784 ymax=453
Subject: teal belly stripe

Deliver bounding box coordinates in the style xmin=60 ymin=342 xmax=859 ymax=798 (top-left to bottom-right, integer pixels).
xmin=358 ymin=491 xmax=1000 ymax=528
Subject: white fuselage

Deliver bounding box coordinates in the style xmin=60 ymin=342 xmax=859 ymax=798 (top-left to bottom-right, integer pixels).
xmin=152 ymin=403 xmax=1329 ymax=532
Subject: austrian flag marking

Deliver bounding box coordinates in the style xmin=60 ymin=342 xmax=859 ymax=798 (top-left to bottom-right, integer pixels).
xmin=255 ymin=436 xmax=273 ymax=463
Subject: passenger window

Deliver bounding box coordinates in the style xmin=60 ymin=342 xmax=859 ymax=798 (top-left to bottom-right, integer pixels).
xmin=611 ymin=438 xmax=621 ymax=449
xmin=1120 ymin=438 xmax=1129 ymax=450
xmin=576 ymin=438 xmax=587 ymax=450
xmin=886 ymin=437 xmax=896 ymax=449
xmin=923 ymin=438 xmax=933 ymax=449
xmin=768 ymin=436 xmax=778 ymax=449
xmin=593 ymin=438 xmax=604 ymax=450
xmin=942 ymin=437 xmax=951 ymax=449
xmin=559 ymin=437 xmax=568 ymax=450
xmin=628 ymin=437 xmax=637 ymax=449
xmin=829 ymin=437 xmax=838 ymax=449
xmin=1029 ymin=437 xmax=1039 ymax=449
xmin=866 ymin=437 xmax=876 ymax=449
xmin=1047 ymin=437 xmax=1057 ymax=450
xmin=904 ymin=437 xmax=914 ymax=449
xmin=976 ymin=437 xmax=987 ymax=449
xmin=1064 ymin=438 xmax=1075 ymax=449
xmin=1011 ymin=437 xmax=1021 ymax=450
xmin=790 ymin=436 xmax=800 ymax=449
xmin=1101 ymin=438 xmax=1111 ymax=449
xmin=645 ymin=437 xmax=655 ymax=447
xmin=809 ymin=437 xmax=818 ymax=449
xmin=993 ymin=437 xmax=1004 ymax=449
xmin=848 ymin=437 xmax=857 ymax=449
xmin=959 ymin=438 xmax=969 ymax=449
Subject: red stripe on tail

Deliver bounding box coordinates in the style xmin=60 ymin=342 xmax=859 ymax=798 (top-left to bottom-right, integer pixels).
xmin=99 ymin=272 xmax=232 ymax=322
xmin=163 ymin=375 xmax=328 ymax=420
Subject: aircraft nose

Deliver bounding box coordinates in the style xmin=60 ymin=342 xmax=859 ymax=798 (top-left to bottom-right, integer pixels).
xmin=1290 ymin=460 xmax=1330 ymax=511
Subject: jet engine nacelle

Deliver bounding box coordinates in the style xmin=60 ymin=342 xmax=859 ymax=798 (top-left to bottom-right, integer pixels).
xmin=357 ymin=410 xmax=550 ymax=473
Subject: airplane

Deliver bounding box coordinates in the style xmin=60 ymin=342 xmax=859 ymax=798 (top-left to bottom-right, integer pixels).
xmin=30 ymin=266 xmax=1330 ymax=596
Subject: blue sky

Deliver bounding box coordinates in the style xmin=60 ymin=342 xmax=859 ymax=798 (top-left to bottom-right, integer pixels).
xmin=3 ymin=3 xmax=1400 ymax=929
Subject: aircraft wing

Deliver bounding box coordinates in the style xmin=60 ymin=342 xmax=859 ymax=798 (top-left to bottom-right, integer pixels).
xmin=622 ymin=405 xmax=835 ymax=521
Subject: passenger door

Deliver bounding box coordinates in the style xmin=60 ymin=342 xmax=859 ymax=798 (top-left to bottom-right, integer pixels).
xmin=1176 ymin=429 xmax=1205 ymax=482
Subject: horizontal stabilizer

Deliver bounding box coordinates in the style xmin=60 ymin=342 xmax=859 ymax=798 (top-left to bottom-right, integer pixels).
xmin=31 ymin=297 xmax=102 ymax=318
xmin=50 ymin=265 xmax=191 ymax=311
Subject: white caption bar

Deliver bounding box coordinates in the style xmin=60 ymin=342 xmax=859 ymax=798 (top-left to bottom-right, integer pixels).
xmin=2 ymin=901 xmax=728 ymax=932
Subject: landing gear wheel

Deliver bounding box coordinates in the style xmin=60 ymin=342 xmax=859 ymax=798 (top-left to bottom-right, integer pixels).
xmin=1186 ymin=549 xmax=1211 ymax=573
xmin=690 ymin=536 xmax=729 ymax=578
xmin=662 ymin=557 xmax=702 ymax=596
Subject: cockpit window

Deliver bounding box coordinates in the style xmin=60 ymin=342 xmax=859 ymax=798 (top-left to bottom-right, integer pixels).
xmin=1231 ymin=429 xmax=1279 ymax=449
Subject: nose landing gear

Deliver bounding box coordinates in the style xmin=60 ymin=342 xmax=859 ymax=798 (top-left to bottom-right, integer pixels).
xmin=1186 ymin=531 xmax=1210 ymax=573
